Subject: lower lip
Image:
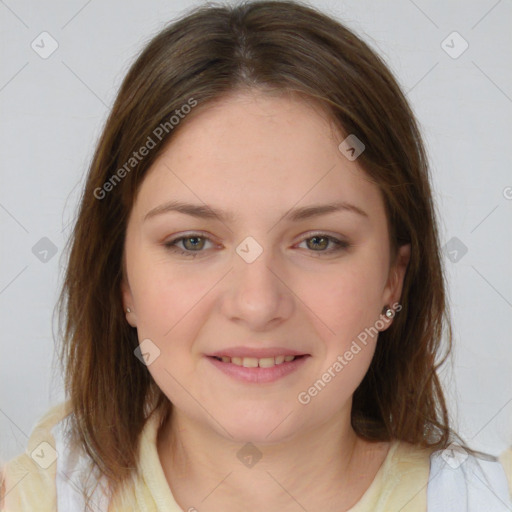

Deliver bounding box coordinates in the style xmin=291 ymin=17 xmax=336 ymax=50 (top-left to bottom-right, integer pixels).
xmin=206 ymin=355 xmax=310 ymax=383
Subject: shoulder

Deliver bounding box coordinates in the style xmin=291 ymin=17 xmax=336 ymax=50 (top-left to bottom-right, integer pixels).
xmin=373 ymin=440 xmax=512 ymax=512
xmin=427 ymin=444 xmax=512 ymax=511
xmin=1 ymin=400 xmax=72 ymax=512
xmin=499 ymin=446 xmax=512 ymax=499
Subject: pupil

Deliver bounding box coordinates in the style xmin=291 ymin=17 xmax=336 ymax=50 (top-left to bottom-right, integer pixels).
xmin=311 ymin=236 xmax=326 ymax=249
xmin=186 ymin=237 xmax=202 ymax=249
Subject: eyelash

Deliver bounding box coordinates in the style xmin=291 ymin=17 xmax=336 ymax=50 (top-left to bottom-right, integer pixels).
xmin=163 ymin=232 xmax=350 ymax=258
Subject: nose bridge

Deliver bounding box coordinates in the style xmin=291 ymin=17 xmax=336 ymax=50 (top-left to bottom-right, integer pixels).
xmin=233 ymin=235 xmax=280 ymax=297
xmin=222 ymin=234 xmax=293 ymax=325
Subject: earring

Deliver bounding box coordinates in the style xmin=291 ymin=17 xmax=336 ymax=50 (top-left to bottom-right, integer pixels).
xmin=384 ymin=306 xmax=394 ymax=318
xmin=126 ymin=307 xmax=131 ymax=313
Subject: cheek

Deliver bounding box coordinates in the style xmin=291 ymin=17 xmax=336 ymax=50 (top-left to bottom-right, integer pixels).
xmin=304 ymin=259 xmax=386 ymax=340
xmin=126 ymin=241 xmax=197 ymax=330
xmin=128 ymin=261 xmax=207 ymax=400
xmin=128 ymin=254 xmax=221 ymax=362
xmin=296 ymin=267 xmax=383 ymax=410
xmin=130 ymin=263 xmax=173 ymax=333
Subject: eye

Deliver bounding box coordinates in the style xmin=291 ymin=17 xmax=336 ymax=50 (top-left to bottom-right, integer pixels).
xmin=163 ymin=233 xmax=214 ymax=258
xmin=163 ymin=232 xmax=351 ymax=258
xmin=296 ymin=233 xmax=350 ymax=255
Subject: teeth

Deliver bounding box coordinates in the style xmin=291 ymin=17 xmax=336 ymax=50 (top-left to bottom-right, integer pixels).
xmin=214 ymin=355 xmax=298 ymax=367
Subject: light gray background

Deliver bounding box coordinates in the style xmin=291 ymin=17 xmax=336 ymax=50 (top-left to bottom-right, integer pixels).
xmin=1 ymin=0 xmax=511 ymax=464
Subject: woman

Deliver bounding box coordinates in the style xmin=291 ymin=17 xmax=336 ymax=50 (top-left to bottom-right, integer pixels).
xmin=1 ymin=1 xmax=511 ymax=510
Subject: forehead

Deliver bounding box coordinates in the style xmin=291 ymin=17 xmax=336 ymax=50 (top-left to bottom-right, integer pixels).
xmin=170 ymin=89 xmax=341 ymax=162
xmin=133 ymin=90 xmax=384 ymax=224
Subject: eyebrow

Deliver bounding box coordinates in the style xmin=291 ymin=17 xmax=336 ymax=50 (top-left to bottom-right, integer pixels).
xmin=143 ymin=199 xmax=369 ymax=223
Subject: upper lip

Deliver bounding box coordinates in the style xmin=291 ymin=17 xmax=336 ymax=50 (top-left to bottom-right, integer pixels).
xmin=208 ymin=346 xmax=309 ymax=358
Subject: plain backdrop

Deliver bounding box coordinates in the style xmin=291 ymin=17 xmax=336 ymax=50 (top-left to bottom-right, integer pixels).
xmin=1 ymin=0 xmax=511 ymax=464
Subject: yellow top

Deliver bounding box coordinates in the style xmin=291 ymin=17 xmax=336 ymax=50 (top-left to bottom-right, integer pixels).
xmin=1 ymin=401 xmax=511 ymax=511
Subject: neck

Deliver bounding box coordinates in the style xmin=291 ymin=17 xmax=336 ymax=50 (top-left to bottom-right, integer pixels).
xmin=157 ymin=402 xmax=382 ymax=512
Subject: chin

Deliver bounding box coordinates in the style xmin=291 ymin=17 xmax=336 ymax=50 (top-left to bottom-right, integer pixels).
xmin=213 ymin=406 xmax=300 ymax=444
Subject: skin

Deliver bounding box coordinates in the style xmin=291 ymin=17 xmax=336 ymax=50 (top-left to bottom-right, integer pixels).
xmin=121 ymin=89 xmax=411 ymax=511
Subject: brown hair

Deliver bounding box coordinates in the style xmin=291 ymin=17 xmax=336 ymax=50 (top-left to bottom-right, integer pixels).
xmin=55 ymin=0 xmax=479 ymax=508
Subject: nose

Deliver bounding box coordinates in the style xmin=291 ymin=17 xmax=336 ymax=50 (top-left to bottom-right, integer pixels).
xmin=220 ymin=242 xmax=295 ymax=330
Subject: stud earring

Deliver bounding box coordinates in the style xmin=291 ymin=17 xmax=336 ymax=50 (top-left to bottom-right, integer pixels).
xmin=384 ymin=306 xmax=394 ymax=318
xmin=126 ymin=307 xmax=131 ymax=313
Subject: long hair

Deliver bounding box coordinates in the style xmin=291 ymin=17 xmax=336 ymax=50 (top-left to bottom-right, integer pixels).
xmin=55 ymin=0 xmax=478 ymax=508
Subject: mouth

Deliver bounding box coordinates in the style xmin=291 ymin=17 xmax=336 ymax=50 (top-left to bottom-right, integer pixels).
xmin=205 ymin=354 xmax=310 ymax=383
xmin=209 ymin=354 xmax=307 ymax=367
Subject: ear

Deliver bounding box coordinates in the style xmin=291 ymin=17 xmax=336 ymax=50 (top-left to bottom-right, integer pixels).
xmin=121 ymin=276 xmax=138 ymax=328
xmin=380 ymin=243 xmax=411 ymax=329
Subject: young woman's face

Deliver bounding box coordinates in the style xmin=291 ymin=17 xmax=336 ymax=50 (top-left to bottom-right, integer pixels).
xmin=122 ymin=90 xmax=410 ymax=443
